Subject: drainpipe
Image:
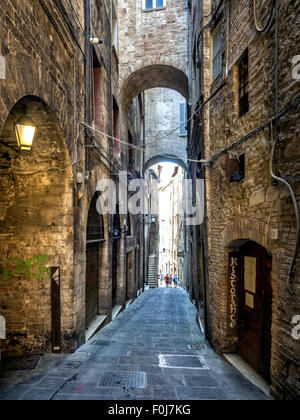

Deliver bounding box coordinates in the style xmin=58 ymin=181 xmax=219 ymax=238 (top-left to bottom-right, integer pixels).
xmin=84 ymin=0 xmax=92 ymax=171
xmin=185 ymin=0 xmax=191 ymax=84
xmin=269 ymin=0 xmax=299 ymax=295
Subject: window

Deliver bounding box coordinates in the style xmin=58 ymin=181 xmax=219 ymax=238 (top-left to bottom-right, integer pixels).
xmin=86 ymin=194 xmax=105 ymax=243
xmin=112 ymin=18 xmax=118 ymax=53
xmin=212 ymin=25 xmax=222 ymax=81
xmin=113 ymin=97 xmax=120 ymax=156
xmin=238 ymin=49 xmax=249 ymax=117
xmin=143 ymin=0 xmax=166 ymax=10
xmin=93 ymin=50 xmax=102 ymax=129
xmin=179 ymin=102 xmax=187 ymax=136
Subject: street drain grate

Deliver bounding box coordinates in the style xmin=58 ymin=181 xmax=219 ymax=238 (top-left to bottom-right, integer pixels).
xmin=91 ymin=340 xmax=115 ymax=347
xmin=99 ymin=372 xmax=147 ymax=388
xmin=159 ymin=355 xmax=210 ymax=370
xmin=186 ymin=344 xmax=206 ymax=350
xmin=1 ymin=355 xmax=41 ymax=371
xmin=63 ymin=360 xmax=83 ymax=369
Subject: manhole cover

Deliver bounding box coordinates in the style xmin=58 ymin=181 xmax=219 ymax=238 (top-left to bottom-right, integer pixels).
xmin=159 ymin=355 xmax=210 ymax=370
xmin=186 ymin=344 xmax=206 ymax=350
xmin=99 ymin=372 xmax=147 ymax=388
xmin=64 ymin=360 xmax=83 ymax=369
xmin=1 ymin=355 xmax=41 ymax=371
xmin=91 ymin=340 xmax=115 ymax=347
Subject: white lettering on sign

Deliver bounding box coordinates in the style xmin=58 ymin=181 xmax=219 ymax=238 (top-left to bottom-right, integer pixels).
xmin=229 ymin=257 xmax=238 ymax=329
xmin=0 ymin=56 xmax=6 ymax=80
xmin=0 ymin=315 xmax=6 ymax=339
xmin=292 ymin=315 xmax=300 ymax=340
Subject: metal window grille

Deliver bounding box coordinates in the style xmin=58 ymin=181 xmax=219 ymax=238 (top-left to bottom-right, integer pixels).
xmin=87 ymin=194 xmax=105 ymax=243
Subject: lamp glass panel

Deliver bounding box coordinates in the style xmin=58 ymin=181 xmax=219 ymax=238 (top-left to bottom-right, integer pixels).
xmin=16 ymin=124 xmax=36 ymax=149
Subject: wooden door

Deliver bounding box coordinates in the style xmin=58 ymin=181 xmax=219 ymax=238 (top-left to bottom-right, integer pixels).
xmin=51 ymin=267 xmax=61 ymax=353
xmin=238 ymin=242 xmax=272 ymax=382
xmin=86 ymin=243 xmax=99 ymax=328
xmin=112 ymin=239 xmax=119 ymax=306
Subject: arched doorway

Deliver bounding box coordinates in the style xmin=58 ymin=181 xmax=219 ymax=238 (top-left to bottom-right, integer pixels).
xmin=85 ymin=193 xmax=105 ymax=329
xmin=238 ymin=241 xmax=272 ymax=382
xmin=227 ymin=240 xmax=273 ymax=382
xmin=0 ymin=96 xmax=73 ymax=356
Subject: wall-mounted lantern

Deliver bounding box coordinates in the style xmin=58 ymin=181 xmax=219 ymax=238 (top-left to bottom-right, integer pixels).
xmin=15 ymin=116 xmax=36 ymax=151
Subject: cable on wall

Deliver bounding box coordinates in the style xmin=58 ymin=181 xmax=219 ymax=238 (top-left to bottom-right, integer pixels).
xmin=253 ymin=0 xmax=276 ymax=33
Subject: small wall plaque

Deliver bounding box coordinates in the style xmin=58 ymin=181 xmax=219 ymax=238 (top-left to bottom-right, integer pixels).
xmin=0 ymin=315 xmax=6 ymax=339
xmin=0 ymin=56 xmax=6 ymax=80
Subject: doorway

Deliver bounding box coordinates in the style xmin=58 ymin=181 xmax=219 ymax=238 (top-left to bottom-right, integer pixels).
xmin=112 ymin=206 xmax=121 ymax=306
xmin=238 ymin=241 xmax=272 ymax=382
xmin=126 ymin=251 xmax=134 ymax=300
xmin=85 ymin=194 xmax=105 ymax=329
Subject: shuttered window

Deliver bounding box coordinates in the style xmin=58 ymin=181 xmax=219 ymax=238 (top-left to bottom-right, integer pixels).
xmin=179 ymin=102 xmax=187 ymax=136
xmin=212 ymin=26 xmax=222 ymax=81
xmin=144 ymin=0 xmax=166 ymax=10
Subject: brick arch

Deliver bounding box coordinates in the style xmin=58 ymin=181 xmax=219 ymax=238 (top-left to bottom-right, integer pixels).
xmin=120 ymin=64 xmax=189 ymax=109
xmin=0 ymin=55 xmax=76 ymax=155
xmin=222 ymin=218 xmax=274 ymax=255
xmin=0 ymin=95 xmax=74 ymax=355
xmin=143 ymin=154 xmax=188 ymax=173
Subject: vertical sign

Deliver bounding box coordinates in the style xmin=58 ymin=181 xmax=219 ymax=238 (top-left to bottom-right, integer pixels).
xmin=51 ymin=267 xmax=61 ymax=354
xmin=227 ymin=252 xmax=239 ymax=338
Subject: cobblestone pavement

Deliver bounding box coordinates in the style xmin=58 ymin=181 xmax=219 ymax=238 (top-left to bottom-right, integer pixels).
xmin=0 ymin=288 xmax=272 ymax=400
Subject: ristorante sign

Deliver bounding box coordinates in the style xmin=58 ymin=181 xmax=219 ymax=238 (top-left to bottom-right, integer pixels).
xmin=228 ymin=253 xmax=239 ymax=337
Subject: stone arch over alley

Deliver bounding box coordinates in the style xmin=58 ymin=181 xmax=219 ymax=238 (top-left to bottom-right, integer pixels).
xmin=119 ymin=0 xmax=189 ymax=173
xmin=120 ymin=64 xmax=189 ymax=109
xmin=143 ymin=154 xmax=187 ymax=173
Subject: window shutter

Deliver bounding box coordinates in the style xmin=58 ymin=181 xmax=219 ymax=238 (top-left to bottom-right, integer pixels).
xmin=145 ymin=0 xmax=153 ymax=9
xmin=179 ymin=103 xmax=187 ymax=136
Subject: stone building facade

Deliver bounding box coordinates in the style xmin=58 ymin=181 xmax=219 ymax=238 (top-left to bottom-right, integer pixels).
xmin=144 ymin=88 xmax=187 ymax=170
xmin=118 ymin=0 xmax=189 ymax=114
xmin=188 ymin=0 xmax=300 ymax=399
xmin=117 ymin=0 xmax=190 ymax=291
xmin=0 ymin=0 xmax=144 ymax=357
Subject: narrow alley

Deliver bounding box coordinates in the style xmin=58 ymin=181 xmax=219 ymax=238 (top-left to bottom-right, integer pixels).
xmin=0 ymin=288 xmax=269 ymax=400
xmin=0 ymin=0 xmax=299 ymax=403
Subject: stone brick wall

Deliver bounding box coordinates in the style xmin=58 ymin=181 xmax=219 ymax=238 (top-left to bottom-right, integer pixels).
xmin=189 ymin=0 xmax=300 ymax=399
xmin=118 ymin=0 xmax=187 ymax=84
xmin=144 ymin=88 xmax=187 ymax=169
xmin=0 ymin=0 xmax=135 ymax=356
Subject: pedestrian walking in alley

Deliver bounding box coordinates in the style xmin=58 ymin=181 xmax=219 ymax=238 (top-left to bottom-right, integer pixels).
xmin=165 ymin=274 xmax=169 ymax=287
xmin=173 ymin=274 xmax=179 ymax=288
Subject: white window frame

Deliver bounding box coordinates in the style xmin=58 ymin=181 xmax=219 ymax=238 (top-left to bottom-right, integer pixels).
xmin=143 ymin=0 xmax=166 ymax=11
xmin=112 ymin=6 xmax=118 ymax=54
xmin=211 ymin=24 xmax=222 ymax=82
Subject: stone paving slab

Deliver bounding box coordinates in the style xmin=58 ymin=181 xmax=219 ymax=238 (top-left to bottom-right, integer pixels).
xmin=0 ymin=288 xmax=272 ymax=400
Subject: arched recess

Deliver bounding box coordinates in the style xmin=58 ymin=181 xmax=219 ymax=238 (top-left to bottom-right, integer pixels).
xmin=120 ymin=65 xmax=189 ymax=109
xmin=143 ymin=155 xmax=188 ymax=174
xmin=85 ymin=193 xmax=106 ymax=330
xmin=0 ymin=96 xmax=74 ymax=356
